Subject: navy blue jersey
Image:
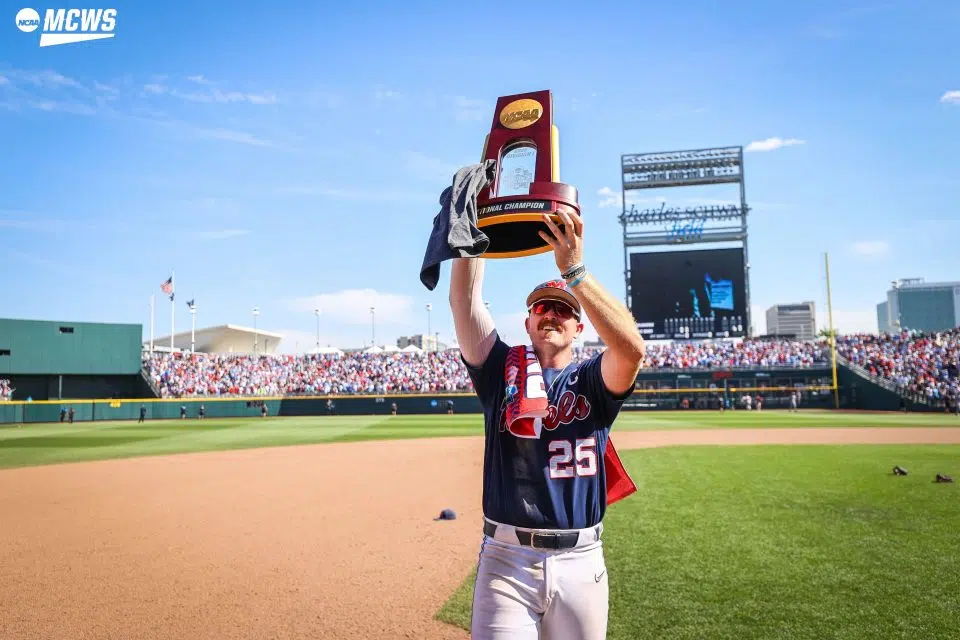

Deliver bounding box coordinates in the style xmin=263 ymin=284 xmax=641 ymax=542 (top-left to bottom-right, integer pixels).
xmin=464 ymin=335 xmax=634 ymax=530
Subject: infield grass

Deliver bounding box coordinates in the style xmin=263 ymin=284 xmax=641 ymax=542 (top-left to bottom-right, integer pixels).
xmin=0 ymin=410 xmax=958 ymax=470
xmin=435 ymin=444 xmax=960 ymax=639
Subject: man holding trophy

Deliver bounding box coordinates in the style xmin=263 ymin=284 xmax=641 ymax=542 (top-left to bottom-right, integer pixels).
xmin=443 ymin=91 xmax=646 ymax=639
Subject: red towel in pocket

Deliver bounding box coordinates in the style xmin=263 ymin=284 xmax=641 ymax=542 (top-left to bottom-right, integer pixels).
xmin=503 ymin=345 xmax=636 ymax=505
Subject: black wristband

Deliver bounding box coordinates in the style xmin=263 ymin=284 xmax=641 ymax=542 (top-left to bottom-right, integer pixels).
xmin=562 ymin=263 xmax=585 ymax=280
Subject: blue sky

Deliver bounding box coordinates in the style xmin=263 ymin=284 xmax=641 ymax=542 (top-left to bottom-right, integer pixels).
xmin=1 ymin=0 xmax=957 ymax=352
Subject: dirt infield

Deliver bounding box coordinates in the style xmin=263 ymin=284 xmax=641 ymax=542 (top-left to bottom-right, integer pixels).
xmin=2 ymin=427 xmax=959 ymax=639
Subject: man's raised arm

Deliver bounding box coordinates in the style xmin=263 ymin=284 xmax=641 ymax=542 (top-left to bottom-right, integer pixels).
xmin=449 ymin=257 xmax=497 ymax=368
xmin=539 ymin=211 xmax=646 ymax=396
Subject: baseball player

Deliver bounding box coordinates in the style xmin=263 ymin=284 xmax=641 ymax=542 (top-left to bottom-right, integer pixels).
xmin=449 ymin=209 xmax=645 ymax=639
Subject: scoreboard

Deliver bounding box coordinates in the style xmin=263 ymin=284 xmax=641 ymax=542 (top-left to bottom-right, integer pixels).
xmin=629 ymin=248 xmax=748 ymax=340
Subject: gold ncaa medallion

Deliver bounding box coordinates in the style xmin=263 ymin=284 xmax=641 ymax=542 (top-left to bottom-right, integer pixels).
xmin=499 ymin=98 xmax=543 ymax=129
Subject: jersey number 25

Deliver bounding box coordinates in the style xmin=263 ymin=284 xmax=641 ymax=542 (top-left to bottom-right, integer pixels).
xmin=548 ymin=438 xmax=598 ymax=479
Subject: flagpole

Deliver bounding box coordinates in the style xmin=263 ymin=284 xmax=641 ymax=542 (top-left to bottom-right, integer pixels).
xmin=190 ymin=300 xmax=196 ymax=354
xmin=150 ymin=294 xmax=155 ymax=353
xmin=170 ymin=270 xmax=175 ymax=351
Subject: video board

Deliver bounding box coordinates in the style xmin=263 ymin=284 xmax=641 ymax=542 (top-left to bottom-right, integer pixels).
xmin=629 ymin=248 xmax=747 ymax=340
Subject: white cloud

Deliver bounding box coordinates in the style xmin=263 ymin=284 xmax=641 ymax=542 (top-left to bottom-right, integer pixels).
xmin=375 ymin=89 xmax=402 ymax=100
xmin=169 ymin=88 xmax=278 ymax=105
xmin=745 ymin=137 xmax=806 ymax=152
xmin=209 ymin=88 xmax=277 ymax=104
xmin=196 ymin=127 xmax=275 ymax=147
xmin=940 ymin=90 xmax=960 ymax=104
xmin=597 ymin=187 xmax=623 ymax=208
xmin=245 ymin=92 xmax=277 ymax=105
xmin=191 ymin=229 xmax=250 ymax=240
xmin=28 ymin=100 xmax=96 ymax=115
xmin=143 ymin=83 xmax=166 ymax=95
xmin=274 ymin=328 xmax=343 ymax=355
xmin=0 ymin=75 xmax=8 ymax=86
xmin=289 ymin=289 xmax=415 ymax=326
xmin=17 ymin=69 xmax=83 ymax=89
xmin=93 ymin=81 xmax=119 ymax=95
xmin=851 ymin=240 xmax=888 ymax=257
xmin=596 ymin=186 xmax=667 ymax=209
xmin=186 ymin=74 xmax=209 ymax=85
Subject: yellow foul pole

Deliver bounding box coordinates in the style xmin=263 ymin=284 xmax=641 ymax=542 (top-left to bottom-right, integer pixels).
xmin=824 ymin=252 xmax=839 ymax=409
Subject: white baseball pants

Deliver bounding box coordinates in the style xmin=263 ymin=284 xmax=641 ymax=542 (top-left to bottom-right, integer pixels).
xmin=471 ymin=519 xmax=609 ymax=640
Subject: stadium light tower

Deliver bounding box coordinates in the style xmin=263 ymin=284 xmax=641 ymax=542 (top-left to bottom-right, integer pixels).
xmin=314 ymin=308 xmax=321 ymax=353
xmin=426 ymin=303 xmax=432 ymax=352
xmin=188 ymin=300 xmax=197 ymax=353
xmin=370 ymin=306 xmax=376 ymax=347
xmin=253 ymin=306 xmax=260 ymax=355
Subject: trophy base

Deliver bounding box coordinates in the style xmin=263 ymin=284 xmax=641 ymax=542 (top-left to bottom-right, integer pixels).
xmin=477 ymin=182 xmax=580 ymax=259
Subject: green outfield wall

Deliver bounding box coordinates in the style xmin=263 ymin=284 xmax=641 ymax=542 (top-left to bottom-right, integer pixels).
xmin=0 ymin=318 xmax=142 ymax=375
xmin=0 ymin=394 xmax=477 ymax=424
xmin=3 ymin=363 xmax=942 ymax=425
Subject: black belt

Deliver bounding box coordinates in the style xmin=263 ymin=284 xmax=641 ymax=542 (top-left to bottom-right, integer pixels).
xmin=483 ymin=520 xmax=596 ymax=550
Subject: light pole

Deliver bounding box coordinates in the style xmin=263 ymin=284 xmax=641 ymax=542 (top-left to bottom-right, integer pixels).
xmin=370 ymin=306 xmax=376 ymax=347
xmin=314 ymin=308 xmax=321 ymax=353
xmin=189 ymin=300 xmax=197 ymax=353
xmin=426 ymin=303 xmax=432 ymax=352
xmin=253 ymin=306 xmax=260 ymax=355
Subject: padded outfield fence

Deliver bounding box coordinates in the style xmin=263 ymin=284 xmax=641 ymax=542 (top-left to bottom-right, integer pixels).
xmin=0 ymin=393 xmax=476 ymax=424
xmin=0 ymin=384 xmax=842 ymax=424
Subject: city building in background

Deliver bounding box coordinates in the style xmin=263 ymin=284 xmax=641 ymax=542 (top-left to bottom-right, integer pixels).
xmin=765 ymin=302 xmax=817 ymax=339
xmin=880 ymin=279 xmax=960 ymax=333
xmin=397 ymin=333 xmax=447 ymax=352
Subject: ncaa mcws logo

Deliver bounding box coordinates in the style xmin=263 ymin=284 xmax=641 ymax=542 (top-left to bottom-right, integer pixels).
xmin=15 ymin=7 xmax=117 ymax=47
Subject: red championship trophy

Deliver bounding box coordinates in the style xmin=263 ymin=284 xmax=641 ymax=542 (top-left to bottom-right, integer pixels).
xmin=477 ymin=90 xmax=580 ymax=258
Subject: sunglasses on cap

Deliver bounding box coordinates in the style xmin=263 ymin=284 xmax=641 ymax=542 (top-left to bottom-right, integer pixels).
xmin=528 ymin=300 xmax=579 ymax=320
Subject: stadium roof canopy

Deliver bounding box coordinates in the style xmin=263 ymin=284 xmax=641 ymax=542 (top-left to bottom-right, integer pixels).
xmin=146 ymin=324 xmax=284 ymax=355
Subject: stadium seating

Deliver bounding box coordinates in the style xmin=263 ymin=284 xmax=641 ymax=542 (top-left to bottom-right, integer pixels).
xmin=142 ymin=339 xmax=830 ymax=398
xmin=836 ymin=329 xmax=960 ymax=407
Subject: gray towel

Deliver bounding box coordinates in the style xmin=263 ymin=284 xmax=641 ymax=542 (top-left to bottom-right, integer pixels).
xmin=419 ymin=160 xmax=498 ymax=290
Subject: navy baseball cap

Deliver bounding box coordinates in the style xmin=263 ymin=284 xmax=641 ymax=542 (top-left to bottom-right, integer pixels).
xmin=526 ymin=279 xmax=581 ymax=320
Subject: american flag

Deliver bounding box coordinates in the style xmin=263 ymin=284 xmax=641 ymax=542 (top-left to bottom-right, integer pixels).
xmin=160 ymin=276 xmax=174 ymax=300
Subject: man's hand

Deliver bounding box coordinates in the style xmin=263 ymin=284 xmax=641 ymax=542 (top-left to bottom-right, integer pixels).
xmin=538 ymin=210 xmax=583 ymax=274
xmin=539 ymin=208 xmax=646 ymax=395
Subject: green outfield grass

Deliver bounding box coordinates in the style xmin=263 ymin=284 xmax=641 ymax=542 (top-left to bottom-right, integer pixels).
xmin=435 ymin=445 xmax=960 ymax=639
xmin=0 ymin=410 xmax=957 ymax=470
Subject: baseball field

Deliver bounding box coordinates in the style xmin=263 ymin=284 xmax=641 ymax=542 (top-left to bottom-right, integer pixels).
xmin=2 ymin=410 xmax=958 ymax=639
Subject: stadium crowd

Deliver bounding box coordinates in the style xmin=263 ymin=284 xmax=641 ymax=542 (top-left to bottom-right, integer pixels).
xmin=0 ymin=378 xmax=13 ymax=401
xmin=836 ymin=329 xmax=960 ymax=407
xmin=143 ymin=338 xmax=830 ymax=398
